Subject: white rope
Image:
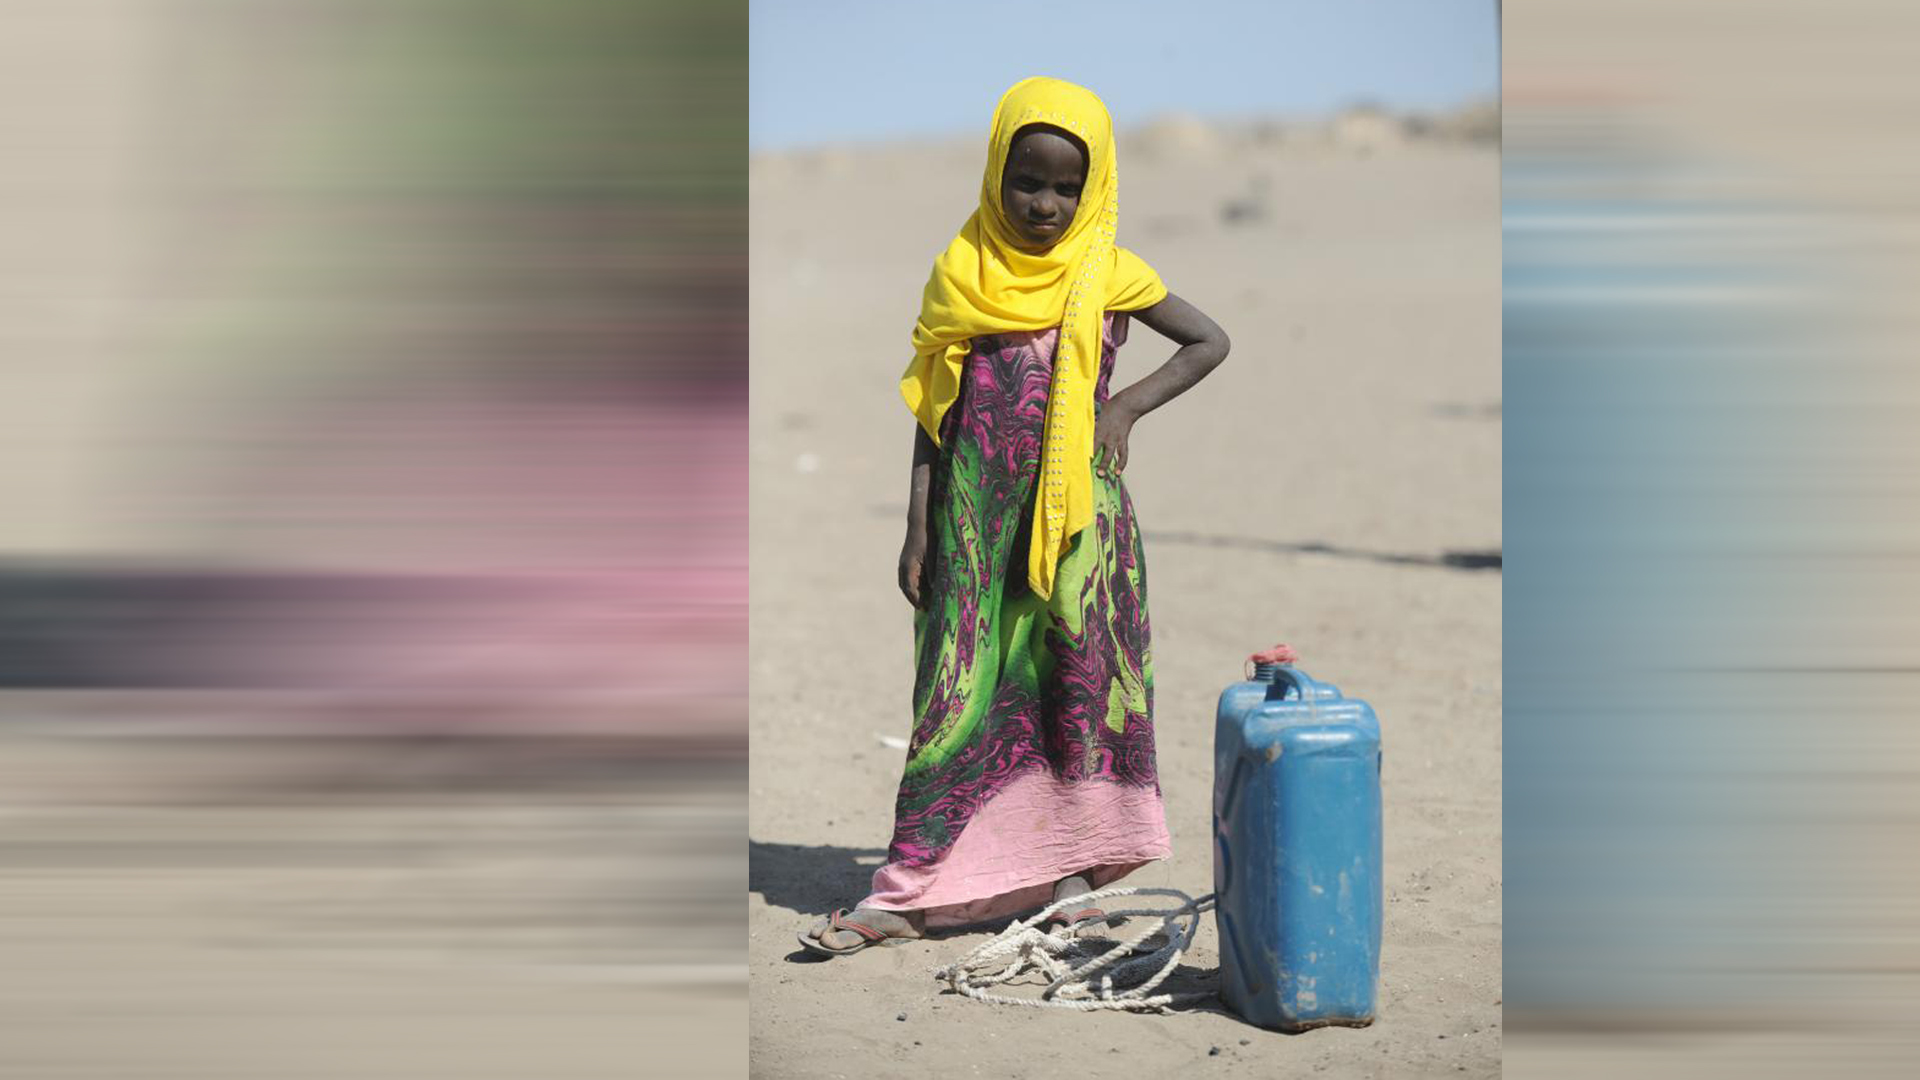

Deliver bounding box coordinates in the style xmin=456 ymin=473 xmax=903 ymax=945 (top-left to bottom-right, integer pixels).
xmin=930 ymin=886 xmax=1217 ymax=1012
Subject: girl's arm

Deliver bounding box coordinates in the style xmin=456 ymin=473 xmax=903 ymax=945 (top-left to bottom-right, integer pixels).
xmin=1095 ymin=292 xmax=1231 ymax=473
xmin=899 ymin=424 xmax=937 ymax=608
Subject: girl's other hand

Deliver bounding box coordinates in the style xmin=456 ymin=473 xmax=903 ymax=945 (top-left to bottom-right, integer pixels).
xmin=1093 ymin=403 xmax=1138 ymax=478
xmin=898 ymin=527 xmax=930 ymax=609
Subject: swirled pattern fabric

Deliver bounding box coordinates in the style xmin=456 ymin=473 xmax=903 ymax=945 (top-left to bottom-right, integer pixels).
xmin=884 ymin=312 xmax=1159 ymax=881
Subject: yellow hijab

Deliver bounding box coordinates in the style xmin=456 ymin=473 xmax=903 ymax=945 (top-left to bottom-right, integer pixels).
xmin=900 ymin=76 xmax=1166 ymax=601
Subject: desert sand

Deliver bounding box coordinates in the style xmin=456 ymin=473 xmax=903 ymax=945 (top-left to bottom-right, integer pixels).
xmin=749 ymin=118 xmax=1502 ymax=1078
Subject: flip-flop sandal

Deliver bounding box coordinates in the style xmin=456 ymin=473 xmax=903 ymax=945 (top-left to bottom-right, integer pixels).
xmin=1046 ymin=906 xmax=1112 ymax=935
xmin=797 ymin=909 xmax=900 ymax=957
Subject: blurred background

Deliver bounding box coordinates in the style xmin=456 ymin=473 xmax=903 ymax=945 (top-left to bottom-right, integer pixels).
xmin=749 ymin=3 xmax=1502 ymax=1077
xmin=1505 ymin=1 xmax=1920 ymax=1076
xmin=2 ymin=1 xmax=745 ymax=1076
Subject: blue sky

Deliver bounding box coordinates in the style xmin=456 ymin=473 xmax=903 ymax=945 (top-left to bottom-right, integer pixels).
xmin=750 ymin=0 xmax=1500 ymax=149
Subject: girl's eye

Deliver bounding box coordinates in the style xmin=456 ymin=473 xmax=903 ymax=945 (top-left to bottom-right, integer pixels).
xmin=1013 ymin=177 xmax=1042 ymax=192
xmin=1058 ymin=185 xmax=1081 ymax=199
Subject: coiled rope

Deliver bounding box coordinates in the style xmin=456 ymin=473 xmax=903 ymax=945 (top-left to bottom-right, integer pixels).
xmin=930 ymin=886 xmax=1217 ymax=1012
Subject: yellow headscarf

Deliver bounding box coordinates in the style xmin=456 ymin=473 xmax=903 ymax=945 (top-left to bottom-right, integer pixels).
xmin=900 ymin=76 xmax=1166 ymax=601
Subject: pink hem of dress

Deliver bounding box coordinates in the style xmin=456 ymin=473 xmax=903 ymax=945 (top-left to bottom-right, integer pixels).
xmin=858 ymin=768 xmax=1172 ymax=929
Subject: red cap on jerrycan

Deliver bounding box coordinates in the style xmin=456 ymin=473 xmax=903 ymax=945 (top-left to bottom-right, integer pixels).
xmin=1245 ymin=643 xmax=1298 ymax=680
xmin=1248 ymin=643 xmax=1298 ymax=666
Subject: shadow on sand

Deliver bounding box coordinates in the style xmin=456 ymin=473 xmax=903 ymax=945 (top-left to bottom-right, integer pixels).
xmin=751 ymin=838 xmax=892 ymax=963
xmin=857 ymin=510 xmax=1499 ymax=573
xmin=1145 ymin=531 xmax=1502 ymax=572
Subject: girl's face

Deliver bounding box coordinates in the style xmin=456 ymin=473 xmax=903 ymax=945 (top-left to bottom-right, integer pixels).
xmin=999 ymin=124 xmax=1087 ymax=252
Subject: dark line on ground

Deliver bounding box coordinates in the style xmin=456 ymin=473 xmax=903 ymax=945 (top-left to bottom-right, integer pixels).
xmin=1143 ymin=531 xmax=1501 ymax=572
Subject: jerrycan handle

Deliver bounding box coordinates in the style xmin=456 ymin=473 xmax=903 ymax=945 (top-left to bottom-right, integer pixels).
xmin=1268 ymin=666 xmax=1322 ymax=723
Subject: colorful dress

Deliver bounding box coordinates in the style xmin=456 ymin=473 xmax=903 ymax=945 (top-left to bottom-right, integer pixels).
xmin=863 ymin=312 xmax=1171 ymax=928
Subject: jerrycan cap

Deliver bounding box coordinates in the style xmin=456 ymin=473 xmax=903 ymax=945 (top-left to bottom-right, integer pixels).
xmin=1245 ymin=643 xmax=1299 ymax=682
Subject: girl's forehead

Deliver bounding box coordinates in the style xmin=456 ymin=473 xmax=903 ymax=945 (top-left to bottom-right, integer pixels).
xmin=1006 ymin=124 xmax=1091 ymax=166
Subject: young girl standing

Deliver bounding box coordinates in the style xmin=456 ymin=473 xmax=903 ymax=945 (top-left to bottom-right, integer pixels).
xmin=803 ymin=76 xmax=1229 ymax=956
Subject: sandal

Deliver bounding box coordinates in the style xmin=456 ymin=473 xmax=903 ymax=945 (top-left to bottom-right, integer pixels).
xmin=1046 ymin=906 xmax=1112 ymax=935
xmin=797 ymin=909 xmax=902 ymax=957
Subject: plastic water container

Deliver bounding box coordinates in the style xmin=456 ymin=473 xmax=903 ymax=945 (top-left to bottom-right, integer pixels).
xmin=1213 ymin=660 xmax=1382 ymax=1031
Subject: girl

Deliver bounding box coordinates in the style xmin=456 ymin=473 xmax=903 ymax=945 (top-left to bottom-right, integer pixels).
xmin=802 ymin=76 xmax=1229 ymax=956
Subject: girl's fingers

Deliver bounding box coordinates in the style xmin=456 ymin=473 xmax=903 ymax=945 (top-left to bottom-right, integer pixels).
xmin=902 ymin=558 xmax=927 ymax=608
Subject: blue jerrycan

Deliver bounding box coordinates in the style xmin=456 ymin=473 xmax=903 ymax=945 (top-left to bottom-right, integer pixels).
xmin=1213 ymin=657 xmax=1382 ymax=1031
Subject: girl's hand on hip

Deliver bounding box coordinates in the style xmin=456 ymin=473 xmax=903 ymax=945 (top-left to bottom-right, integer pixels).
xmin=1093 ymin=404 xmax=1138 ymax=478
xmin=898 ymin=526 xmax=930 ymax=610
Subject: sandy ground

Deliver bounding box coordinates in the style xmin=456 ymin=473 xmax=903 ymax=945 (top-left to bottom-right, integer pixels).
xmin=748 ymin=130 xmax=1502 ymax=1077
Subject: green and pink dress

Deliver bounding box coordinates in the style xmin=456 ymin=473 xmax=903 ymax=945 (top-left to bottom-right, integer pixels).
xmin=863 ymin=312 xmax=1170 ymax=928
